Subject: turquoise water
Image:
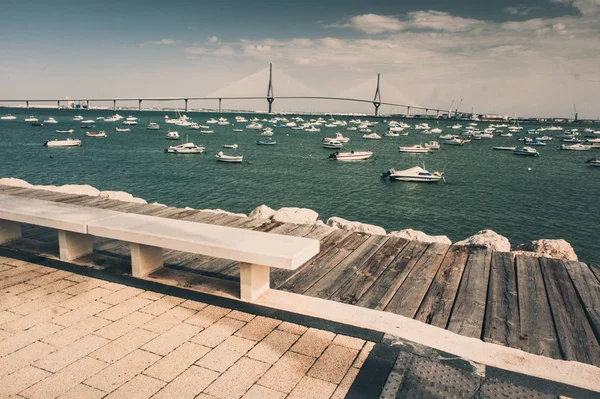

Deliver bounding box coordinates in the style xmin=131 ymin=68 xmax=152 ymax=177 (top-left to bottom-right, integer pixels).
xmin=1 ymin=108 xmax=599 ymax=263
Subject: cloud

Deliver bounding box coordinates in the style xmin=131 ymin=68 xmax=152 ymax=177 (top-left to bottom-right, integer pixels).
xmin=184 ymin=45 xmax=235 ymax=56
xmin=208 ymin=36 xmax=219 ymax=43
xmin=137 ymin=38 xmax=177 ymax=46
xmin=504 ymin=6 xmax=533 ymax=16
xmin=344 ymin=14 xmax=406 ymax=34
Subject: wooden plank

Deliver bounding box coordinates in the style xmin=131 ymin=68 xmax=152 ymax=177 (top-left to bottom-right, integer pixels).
xmin=225 ymin=217 xmax=268 ymax=230
xmin=304 ymin=225 xmax=337 ymax=241
xmin=5 ymin=189 xmax=70 ymax=201
xmin=415 ymin=246 xmax=470 ymax=328
xmin=482 ymin=252 xmax=521 ymax=348
xmin=57 ymin=195 xmax=98 ymax=205
xmin=563 ymin=261 xmax=600 ymax=344
xmin=124 ymin=203 xmax=170 ymax=216
xmin=355 ymin=240 xmax=430 ymax=311
xmin=384 ymin=242 xmax=450 ymax=318
xmin=589 ymin=264 xmax=600 ymax=283
xmin=446 ymin=248 xmax=492 ymax=339
xmin=539 ymin=258 xmax=600 ymax=365
xmin=515 ymin=255 xmax=562 ymax=359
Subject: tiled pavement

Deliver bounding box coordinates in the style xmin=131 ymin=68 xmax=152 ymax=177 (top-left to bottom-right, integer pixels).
xmin=0 ymin=255 xmax=375 ymax=399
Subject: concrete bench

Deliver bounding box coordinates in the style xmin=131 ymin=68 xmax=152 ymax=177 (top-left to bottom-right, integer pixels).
xmin=0 ymin=194 xmax=320 ymax=301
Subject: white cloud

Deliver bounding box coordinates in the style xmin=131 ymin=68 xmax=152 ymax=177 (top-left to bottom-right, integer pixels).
xmin=407 ymin=10 xmax=484 ymax=32
xmin=345 ymin=14 xmax=406 ymax=34
xmin=504 ymin=6 xmax=533 ymax=16
xmin=183 ymin=45 xmax=235 ymax=56
xmin=137 ymin=38 xmax=177 ymax=46
xmin=208 ymin=36 xmax=219 ymax=43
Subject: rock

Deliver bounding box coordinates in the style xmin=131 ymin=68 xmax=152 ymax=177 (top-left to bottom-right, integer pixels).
xmin=249 ymin=205 xmax=276 ymax=220
xmin=272 ymin=207 xmax=319 ymax=225
xmin=327 ymin=217 xmax=386 ymax=235
xmin=205 ymin=209 xmax=247 ymax=218
xmin=99 ymin=191 xmax=147 ymax=204
xmin=454 ymin=230 xmax=511 ymax=252
xmin=389 ymin=229 xmax=451 ymax=244
xmin=38 ymin=184 xmax=100 ymax=197
xmin=150 ymin=202 xmax=167 ymax=207
xmin=0 ymin=178 xmax=32 ymax=188
xmin=515 ymin=239 xmax=578 ymax=261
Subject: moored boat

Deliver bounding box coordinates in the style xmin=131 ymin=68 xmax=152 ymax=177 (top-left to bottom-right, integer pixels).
xmin=493 ymin=146 xmax=517 ymax=151
xmin=1 ymin=114 xmax=17 ymax=120
xmin=166 ymin=131 xmax=180 ymax=140
xmin=215 ymin=151 xmax=243 ymax=163
xmin=44 ymin=138 xmax=81 ymax=147
xmin=86 ymin=131 xmax=107 ymax=138
xmin=399 ymin=144 xmax=432 ymax=153
xmin=147 ymin=122 xmax=160 ymax=130
xmin=513 ymin=146 xmax=539 ymax=156
xmin=362 ymin=133 xmax=381 ymax=140
xmin=24 ymin=116 xmax=38 ymax=122
xmin=56 ymin=129 xmax=74 ymax=134
xmin=585 ymin=158 xmax=600 ymax=167
xmin=382 ymin=166 xmax=444 ymax=182
xmin=223 ymin=144 xmax=238 ymax=149
xmin=44 ymin=117 xmax=58 ymax=124
xmin=322 ymin=140 xmax=343 ymax=149
xmin=329 ymin=150 xmax=373 ymax=161
xmin=165 ymin=142 xmax=205 ymax=154
xmin=257 ymin=138 xmax=276 ymax=145
xmin=115 ymin=127 xmax=131 ymax=132
xmin=561 ymin=143 xmax=591 ymax=151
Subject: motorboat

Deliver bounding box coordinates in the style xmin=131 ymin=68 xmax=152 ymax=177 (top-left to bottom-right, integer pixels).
xmin=382 ymin=166 xmax=444 ymax=182
xmin=562 ymin=137 xmax=584 ymax=143
xmin=236 ymin=116 xmax=248 ymax=123
xmin=561 ymin=143 xmax=591 ymax=151
xmin=147 ymin=122 xmax=160 ymax=130
xmin=439 ymin=134 xmax=454 ymax=140
xmin=479 ymin=132 xmax=493 ymax=139
xmin=399 ymin=144 xmax=432 ymax=153
xmin=44 ymin=138 xmax=81 ymax=147
xmin=123 ymin=119 xmax=138 ymax=125
xmin=200 ymin=130 xmax=214 ymax=134
xmin=527 ymin=140 xmax=546 ymax=146
xmin=82 ymin=119 xmax=95 ymax=124
xmin=499 ymin=132 xmax=513 ymax=137
xmin=322 ymin=140 xmax=343 ymax=149
xmin=1 ymin=114 xmax=17 ymax=120
xmin=585 ymin=158 xmax=600 ymax=167
xmin=305 ymin=126 xmax=321 ymax=132
xmin=86 ymin=131 xmax=107 ymax=137
xmin=24 ymin=116 xmax=38 ymax=122
xmin=44 ymin=117 xmax=58 ymax=124
xmin=166 ymin=131 xmax=180 ymax=140
xmin=115 ymin=127 xmax=131 ymax=132
xmin=257 ymin=138 xmax=276 ymax=145
xmin=165 ymin=142 xmax=205 ymax=154
xmin=206 ymin=118 xmax=218 ymax=124
xmin=165 ymin=112 xmax=190 ymax=125
xmin=246 ymin=122 xmax=263 ymax=129
xmin=233 ymin=129 xmax=244 ymax=132
xmin=103 ymin=114 xmax=123 ymax=122
xmin=328 ymin=150 xmax=373 ymax=161
xmin=513 ymin=147 xmax=539 ymax=156
xmin=493 ymin=146 xmax=517 ymax=151
xmin=31 ymin=122 xmax=43 ymax=127
xmin=444 ymin=137 xmax=465 ymax=145
xmin=323 ymin=132 xmax=350 ymax=143
xmin=424 ymin=141 xmax=440 ymax=150
xmin=223 ymin=144 xmax=238 ymax=149
xmin=189 ymin=123 xmax=200 ymax=130
xmin=384 ymin=131 xmax=400 ymax=137
xmin=217 ymin=117 xmax=230 ymax=125
xmin=56 ymin=129 xmax=74 ymax=134
xmin=73 ymin=115 xmax=84 ymax=121
xmin=362 ymin=133 xmax=381 ymax=140
xmin=81 ymin=124 xmax=94 ymax=129
xmin=537 ymin=135 xmax=553 ymax=141
xmin=261 ymin=129 xmax=274 ymax=137
xmin=430 ymin=128 xmax=443 ymax=134
xmin=216 ymin=151 xmax=243 ymax=163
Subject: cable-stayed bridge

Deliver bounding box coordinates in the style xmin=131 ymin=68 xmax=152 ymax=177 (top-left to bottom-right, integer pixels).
xmin=0 ymin=64 xmax=469 ymax=117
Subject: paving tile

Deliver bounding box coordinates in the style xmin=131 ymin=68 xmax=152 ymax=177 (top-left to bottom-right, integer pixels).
xmin=63 ymin=274 xmax=89 ymax=283
xmin=10 ymin=292 xmax=72 ymax=316
xmin=184 ymin=305 xmax=229 ymax=328
xmin=91 ymin=328 xmax=158 ymax=364
xmin=308 ymin=344 xmax=359 ymax=384
xmin=0 ymin=328 xmax=11 ymax=340
xmin=0 ymin=341 xmax=56 ymax=377
xmin=144 ymin=341 xmax=210 ymax=382
xmin=179 ymin=299 xmax=208 ymax=311
xmin=204 ymin=357 xmax=270 ymax=399
xmin=96 ymin=296 xmax=153 ymax=321
xmin=353 ymin=341 xmax=375 ymax=368
xmin=27 ymin=270 xmax=73 ymax=287
xmin=60 ymin=279 xmax=108 ymax=296
xmin=234 ymin=316 xmax=280 ymax=342
xmin=141 ymin=323 xmax=202 ymax=356
xmin=51 ymin=301 xmax=112 ymax=327
xmin=0 ymin=322 xmax=63 ymax=357
xmin=191 ymin=317 xmax=245 ymax=348
xmin=0 ymin=365 xmax=51 ymax=396
xmin=0 ymin=271 xmax=42 ymax=290
xmin=227 ymin=310 xmax=255 ymax=322
xmin=21 ymin=356 xmax=108 ymax=399
xmin=0 ymin=293 xmax=29 ymax=312
xmin=2 ymin=282 xmax=37 ymax=296
xmin=195 ymin=336 xmax=256 ymax=373
xmin=2 ymin=305 xmax=69 ymax=332
xmin=150 ymin=366 xmax=219 ymax=399
xmin=99 ymin=287 xmax=144 ymax=305
xmin=103 ymin=374 xmax=165 ymax=399
xmin=59 ymin=287 xmax=114 ymax=310
xmin=277 ymin=322 xmax=308 ymax=336
xmin=0 ymin=263 xmax=13 ymax=273
xmin=242 ymin=385 xmax=286 ymax=399
xmin=287 ymin=376 xmax=337 ymax=399
xmin=85 ymin=349 xmax=161 ymax=393
xmin=332 ymin=335 xmax=366 ymax=351
xmin=139 ymin=295 xmax=185 ymax=316
xmin=0 ymin=309 xmax=21 ymax=325
xmin=141 ymin=306 xmax=196 ymax=334
xmin=57 ymin=383 xmax=105 ymax=399
xmin=246 ymin=329 xmax=299 ymax=364
xmin=94 ymin=311 xmax=156 ymax=340
xmin=258 ymin=351 xmax=315 ymax=394
xmin=290 ymin=328 xmax=335 ymax=358
xmin=19 ymin=279 xmax=76 ymax=300
xmin=35 ymin=334 xmax=110 ymax=373
xmin=100 ymin=282 xmax=126 ymax=291
xmin=42 ymin=316 xmax=110 ymax=348
xmin=0 ymin=265 xmax=40 ymax=279
xmin=331 ymin=367 xmax=360 ymax=399
xmin=138 ymin=291 xmax=164 ymax=301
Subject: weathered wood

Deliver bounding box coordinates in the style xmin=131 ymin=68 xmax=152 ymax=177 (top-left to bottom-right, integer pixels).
xmin=356 ymin=241 xmax=430 ymax=311
xmin=385 ymin=242 xmax=450 ymax=318
xmin=539 ymin=258 xmax=600 ymax=365
xmin=516 ymin=255 xmax=561 ymax=359
xmin=447 ymin=248 xmax=491 ymax=338
xmin=225 ymin=217 xmax=268 ymax=230
xmin=304 ymin=225 xmax=336 ymax=241
xmin=415 ymin=246 xmax=469 ymax=328
xmin=124 ymin=203 xmax=170 ymax=216
xmin=482 ymin=252 xmax=521 ymax=348
xmin=589 ymin=264 xmax=600 ymax=283
xmin=563 ymin=261 xmax=600 ymax=344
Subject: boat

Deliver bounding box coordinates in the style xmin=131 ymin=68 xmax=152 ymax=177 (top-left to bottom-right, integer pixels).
xmin=166 ymin=131 xmax=180 ymax=140
xmin=86 ymin=131 xmax=107 ymax=137
xmin=206 ymin=118 xmax=218 ymax=124
xmin=43 ymin=117 xmax=58 ymax=124
xmin=246 ymin=122 xmax=263 ymax=129
xmin=430 ymin=128 xmax=443 ymax=134
xmin=382 ymin=166 xmax=444 ymax=182
xmin=43 ymin=138 xmax=81 ymax=147
xmin=123 ymin=120 xmax=138 ymax=125
xmin=499 ymin=132 xmax=513 ymax=137
xmin=217 ymin=117 xmax=230 ymax=125
xmin=115 ymin=127 xmax=131 ymax=132
xmin=328 ymin=151 xmax=373 ymax=161
xmin=399 ymin=144 xmax=432 ymax=153
xmin=188 ymin=123 xmax=200 ymax=130
xmin=261 ymin=129 xmax=274 ymax=137
xmin=322 ymin=140 xmax=343 ymax=149
xmin=147 ymin=122 xmax=160 ymax=130
xmin=31 ymin=122 xmax=43 ymax=127
xmin=72 ymin=115 xmax=83 ymax=121
xmin=305 ymin=126 xmax=320 ymax=132
xmin=527 ymin=140 xmax=546 ymax=146
xmin=439 ymin=134 xmax=454 ymax=140
xmin=103 ymin=114 xmax=123 ymax=122
xmin=200 ymin=130 xmax=214 ymax=134
xmin=585 ymin=158 xmax=600 ymax=167
xmin=424 ymin=141 xmax=440 ymax=150
xmin=233 ymin=129 xmax=244 ymax=132
xmin=384 ymin=131 xmax=400 ymax=137
xmin=0 ymin=114 xmax=17 ymax=120
xmin=561 ymin=143 xmax=591 ymax=151
xmin=493 ymin=146 xmax=517 ymax=151
xmin=223 ymin=144 xmax=238 ymax=149
xmin=362 ymin=133 xmax=381 ymax=140
xmin=216 ymin=151 xmax=243 ymax=163
xmin=82 ymin=119 xmax=95 ymax=124
xmin=56 ymin=129 xmax=74 ymax=134
xmin=165 ymin=142 xmax=205 ymax=154
xmin=323 ymin=132 xmax=350 ymax=143
xmin=537 ymin=135 xmax=553 ymax=141
xmin=81 ymin=124 xmax=94 ymax=129
xmin=24 ymin=116 xmax=38 ymax=122
xmin=562 ymin=137 xmax=584 ymax=143
xmin=444 ymin=137 xmax=465 ymax=145
xmin=513 ymin=147 xmax=539 ymax=156
xmin=257 ymin=138 xmax=276 ymax=145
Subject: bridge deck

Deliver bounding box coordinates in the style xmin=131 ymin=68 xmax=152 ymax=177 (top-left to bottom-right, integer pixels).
xmin=1 ymin=185 xmax=599 ymax=368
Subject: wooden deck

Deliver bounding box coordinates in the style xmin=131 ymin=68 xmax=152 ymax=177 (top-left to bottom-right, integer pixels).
xmin=1 ymin=184 xmax=599 ymax=367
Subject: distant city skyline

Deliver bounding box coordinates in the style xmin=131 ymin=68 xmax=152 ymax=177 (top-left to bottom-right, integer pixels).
xmin=1 ymin=0 xmax=599 ymax=118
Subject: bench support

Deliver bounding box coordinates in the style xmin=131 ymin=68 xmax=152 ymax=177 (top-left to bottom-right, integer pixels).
xmin=0 ymin=220 xmax=21 ymax=244
xmin=131 ymin=243 xmax=163 ymax=277
xmin=240 ymin=263 xmax=270 ymax=302
xmin=58 ymin=230 xmax=95 ymax=261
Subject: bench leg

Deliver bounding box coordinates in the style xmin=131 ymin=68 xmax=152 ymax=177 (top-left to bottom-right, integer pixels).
xmin=58 ymin=230 xmax=95 ymax=261
xmin=0 ymin=220 xmax=21 ymax=244
xmin=130 ymin=243 xmax=163 ymax=278
xmin=240 ymin=263 xmax=270 ymax=302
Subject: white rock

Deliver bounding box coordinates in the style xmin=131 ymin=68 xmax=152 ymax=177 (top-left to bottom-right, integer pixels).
xmin=0 ymin=178 xmax=32 ymax=188
xmin=327 ymin=217 xmax=386 ymax=235
xmin=272 ymin=207 xmax=319 ymax=225
xmin=454 ymin=230 xmax=511 ymax=252
xmin=389 ymin=229 xmax=451 ymax=244
xmin=205 ymin=209 xmax=247 ymax=218
xmin=99 ymin=190 xmax=147 ymax=204
xmin=249 ymin=205 xmax=276 ymax=220
xmin=515 ymin=239 xmax=578 ymax=261
xmin=38 ymin=184 xmax=100 ymax=197
xmin=150 ymin=202 xmax=167 ymax=207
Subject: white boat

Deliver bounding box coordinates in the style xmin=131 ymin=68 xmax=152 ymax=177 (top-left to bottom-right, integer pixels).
xmin=430 ymin=128 xmax=443 ymax=134
xmin=115 ymin=127 xmax=131 ymax=132
xmin=166 ymin=142 xmax=205 ymax=154
xmin=86 ymin=131 xmax=107 ymax=137
xmin=82 ymin=119 xmax=95 ymax=124
xmin=206 ymin=118 xmax=218 ymax=124
xmin=147 ymin=122 xmax=160 ymax=130
xmin=44 ymin=117 xmax=58 ymax=124
xmin=424 ymin=141 xmax=440 ymax=150
xmin=444 ymin=137 xmax=465 ymax=145
xmin=362 ymin=133 xmax=381 ymax=140
xmin=233 ymin=129 xmax=244 ymax=132
xmin=585 ymin=158 xmax=600 ymax=167
xmin=1 ymin=114 xmax=17 ymax=120
xmin=493 ymin=146 xmax=517 ymax=151
xmin=322 ymin=140 xmax=343 ymax=149
xmin=217 ymin=118 xmax=230 ymax=125
xmin=561 ymin=143 xmax=591 ymax=151
xmin=246 ymin=122 xmax=263 ymax=129
xmin=513 ymin=146 xmax=539 ymax=156
xmin=323 ymin=132 xmax=350 ymax=143
xmin=166 ymin=131 xmax=180 ymax=140
xmin=165 ymin=112 xmax=190 ymax=125
xmin=235 ymin=116 xmax=248 ymax=123
xmin=44 ymin=138 xmax=81 ymax=147
xmin=305 ymin=126 xmax=320 ymax=132
xmin=384 ymin=131 xmax=400 ymax=137
xmin=451 ymin=124 xmax=462 ymax=129
xmin=261 ymin=130 xmax=274 ymax=137
xmin=223 ymin=144 xmax=238 ymax=149
xmin=439 ymin=134 xmax=454 ymax=140
xmin=189 ymin=123 xmax=200 ymax=130
xmin=103 ymin=114 xmax=123 ymax=122
xmin=216 ymin=151 xmax=243 ymax=163
xmin=399 ymin=144 xmax=432 ymax=153
xmin=200 ymin=130 xmax=214 ymax=134
xmin=382 ymin=166 xmax=444 ymax=182
xmin=499 ymin=132 xmax=513 ymax=137
xmin=73 ymin=115 xmax=84 ymax=121
xmin=537 ymin=135 xmax=553 ymax=141
xmin=24 ymin=116 xmax=38 ymax=122
xmin=346 ymin=127 xmax=358 ymax=131
xmin=479 ymin=132 xmax=494 ymax=139
xmin=56 ymin=129 xmax=74 ymax=134
xmin=328 ymin=151 xmax=373 ymax=161
xmin=123 ymin=120 xmax=138 ymax=125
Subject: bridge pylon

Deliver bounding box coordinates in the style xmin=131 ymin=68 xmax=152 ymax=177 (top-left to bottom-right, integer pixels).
xmin=373 ymin=73 xmax=382 ymax=116
xmin=267 ymin=63 xmax=274 ymax=113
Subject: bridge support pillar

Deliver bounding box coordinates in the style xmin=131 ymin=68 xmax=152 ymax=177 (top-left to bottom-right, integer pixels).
xmin=406 ymin=106 xmax=410 ymax=117
xmin=218 ymin=98 xmax=222 ymax=113
xmin=425 ymin=109 xmax=428 ymax=118
xmin=373 ymin=102 xmax=381 ymax=116
xmin=138 ymin=100 xmax=142 ymax=112
xmin=113 ymin=100 xmax=116 ymax=111
xmin=267 ymin=97 xmax=274 ymax=114
xmin=86 ymin=100 xmax=89 ymax=109
xmin=57 ymin=100 xmax=60 ymax=109
xmin=26 ymin=101 xmax=29 ymax=109
xmin=184 ymin=99 xmax=188 ymax=113
xmin=436 ymin=110 xmax=440 ymax=118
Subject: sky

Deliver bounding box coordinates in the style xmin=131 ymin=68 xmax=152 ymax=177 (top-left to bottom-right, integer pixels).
xmin=0 ymin=0 xmax=599 ymax=117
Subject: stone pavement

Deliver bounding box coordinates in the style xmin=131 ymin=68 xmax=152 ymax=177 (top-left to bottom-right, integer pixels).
xmin=0 ymin=254 xmax=375 ymax=399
